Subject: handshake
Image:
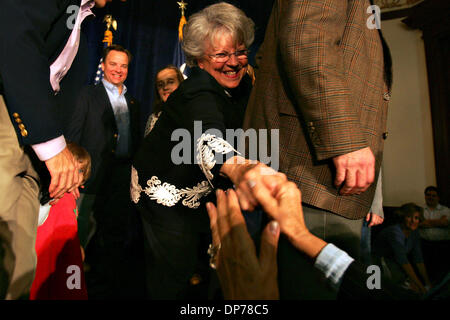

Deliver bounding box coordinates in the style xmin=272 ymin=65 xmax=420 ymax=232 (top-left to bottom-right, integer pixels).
xmin=206 ymin=163 xmax=327 ymax=300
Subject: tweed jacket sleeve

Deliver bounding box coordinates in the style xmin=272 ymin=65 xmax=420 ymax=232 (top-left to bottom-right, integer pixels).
xmin=278 ymin=0 xmax=368 ymax=161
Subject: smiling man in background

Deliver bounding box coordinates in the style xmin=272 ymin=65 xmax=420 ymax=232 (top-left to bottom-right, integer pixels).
xmin=65 ymin=44 xmax=143 ymax=299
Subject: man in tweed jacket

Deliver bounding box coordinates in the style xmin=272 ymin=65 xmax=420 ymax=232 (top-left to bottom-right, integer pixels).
xmin=243 ymin=0 xmax=392 ymax=298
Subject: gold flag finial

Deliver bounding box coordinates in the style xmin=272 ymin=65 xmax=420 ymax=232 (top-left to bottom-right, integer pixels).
xmin=102 ymin=15 xmax=117 ymax=46
xmin=177 ymin=1 xmax=188 ymax=41
xmin=177 ymin=1 xmax=188 ymax=17
xmin=103 ymin=15 xmax=118 ymax=31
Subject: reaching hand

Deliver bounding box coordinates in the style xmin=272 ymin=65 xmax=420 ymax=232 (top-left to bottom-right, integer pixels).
xmin=248 ymin=175 xmax=327 ymax=260
xmin=44 ymin=146 xmax=82 ymax=202
xmin=220 ymin=156 xmax=287 ymax=211
xmin=250 ymin=176 xmax=306 ymax=240
xmin=206 ymin=189 xmax=280 ymax=300
xmin=332 ymin=147 xmax=375 ymax=196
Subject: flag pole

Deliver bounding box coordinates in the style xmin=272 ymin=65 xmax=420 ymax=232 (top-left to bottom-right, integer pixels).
xmin=174 ymin=1 xmax=188 ymax=78
xmin=94 ymin=15 xmax=118 ymax=84
xmin=177 ymin=1 xmax=187 ymax=41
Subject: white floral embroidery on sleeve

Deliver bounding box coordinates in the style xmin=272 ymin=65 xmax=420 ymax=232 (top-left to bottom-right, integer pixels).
xmin=130 ymin=167 xmax=212 ymax=209
xmin=130 ymin=166 xmax=143 ymax=204
xmin=196 ymin=133 xmax=239 ymax=187
xmin=180 ymin=181 xmax=212 ymax=209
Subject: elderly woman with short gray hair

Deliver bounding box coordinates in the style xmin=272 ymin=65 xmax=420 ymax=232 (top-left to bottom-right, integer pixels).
xmin=131 ymin=2 xmax=284 ymax=299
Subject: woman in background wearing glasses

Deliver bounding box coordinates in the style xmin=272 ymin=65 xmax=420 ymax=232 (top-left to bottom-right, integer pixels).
xmin=131 ymin=2 xmax=282 ymax=299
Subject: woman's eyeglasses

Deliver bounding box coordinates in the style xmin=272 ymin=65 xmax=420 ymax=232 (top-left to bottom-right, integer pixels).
xmin=208 ymin=50 xmax=249 ymax=63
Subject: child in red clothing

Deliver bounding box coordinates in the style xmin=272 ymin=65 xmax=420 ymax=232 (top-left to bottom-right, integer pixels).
xmin=30 ymin=142 xmax=91 ymax=300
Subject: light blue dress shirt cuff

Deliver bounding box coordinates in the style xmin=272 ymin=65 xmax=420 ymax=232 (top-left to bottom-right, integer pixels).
xmin=314 ymin=243 xmax=355 ymax=290
xmin=31 ymin=135 xmax=66 ymax=161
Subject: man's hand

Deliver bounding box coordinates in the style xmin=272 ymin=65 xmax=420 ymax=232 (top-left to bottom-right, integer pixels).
xmin=366 ymin=212 xmax=384 ymax=227
xmin=44 ymin=146 xmax=82 ymax=202
xmin=206 ymin=189 xmax=280 ymax=300
xmin=333 ymin=147 xmax=375 ymax=196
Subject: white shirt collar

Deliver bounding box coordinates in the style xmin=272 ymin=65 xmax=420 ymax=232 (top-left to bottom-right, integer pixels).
xmin=102 ymin=78 xmax=127 ymax=96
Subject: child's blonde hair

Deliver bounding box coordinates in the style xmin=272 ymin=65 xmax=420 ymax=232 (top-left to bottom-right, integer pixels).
xmin=67 ymin=142 xmax=91 ymax=184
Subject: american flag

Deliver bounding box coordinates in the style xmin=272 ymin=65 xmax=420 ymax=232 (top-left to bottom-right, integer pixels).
xmin=172 ymin=34 xmax=188 ymax=79
xmin=93 ymin=57 xmax=105 ymax=85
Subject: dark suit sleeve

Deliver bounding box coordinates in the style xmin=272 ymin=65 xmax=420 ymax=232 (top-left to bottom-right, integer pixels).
xmin=127 ymin=96 xmax=142 ymax=153
xmin=277 ymin=0 xmax=367 ymax=160
xmin=337 ymin=260 xmax=420 ymax=300
xmin=0 ymin=0 xmax=67 ymax=145
xmin=65 ymin=86 xmax=89 ymax=144
xmin=65 ymin=85 xmax=101 ymax=192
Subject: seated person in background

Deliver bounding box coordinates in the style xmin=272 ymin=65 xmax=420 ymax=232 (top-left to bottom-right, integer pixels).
xmin=419 ymin=186 xmax=450 ymax=284
xmin=144 ymin=65 xmax=184 ymax=136
xmin=30 ymin=142 xmax=91 ymax=300
xmin=373 ymin=203 xmax=432 ymax=294
xmin=206 ymin=175 xmax=419 ymax=300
